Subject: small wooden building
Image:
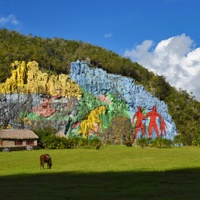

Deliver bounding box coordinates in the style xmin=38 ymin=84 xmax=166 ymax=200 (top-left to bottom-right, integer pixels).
xmin=0 ymin=129 xmax=39 ymax=148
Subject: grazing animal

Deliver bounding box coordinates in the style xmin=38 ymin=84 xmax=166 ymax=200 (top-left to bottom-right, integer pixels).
xmin=40 ymin=154 xmax=52 ymax=169
xmin=96 ymin=144 xmax=101 ymax=150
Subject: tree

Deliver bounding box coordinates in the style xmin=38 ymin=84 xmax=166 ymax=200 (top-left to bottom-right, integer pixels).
xmin=149 ymin=76 xmax=171 ymax=100
xmin=173 ymin=135 xmax=183 ymax=147
xmin=103 ymin=116 xmax=132 ymax=145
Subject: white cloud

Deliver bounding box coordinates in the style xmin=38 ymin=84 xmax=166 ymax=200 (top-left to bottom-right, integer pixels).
xmin=0 ymin=14 xmax=19 ymax=25
xmin=103 ymin=33 xmax=112 ymax=38
xmin=124 ymin=34 xmax=200 ymax=101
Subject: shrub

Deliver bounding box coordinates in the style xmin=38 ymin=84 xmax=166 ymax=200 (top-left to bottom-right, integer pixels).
xmin=137 ymin=138 xmax=149 ymax=148
xmin=150 ymin=138 xmax=172 ymax=148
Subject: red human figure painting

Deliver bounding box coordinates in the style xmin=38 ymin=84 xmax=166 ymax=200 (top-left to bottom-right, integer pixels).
xmin=160 ymin=118 xmax=167 ymax=137
xmin=132 ymin=106 xmax=146 ymax=139
xmin=144 ymin=106 xmax=162 ymax=138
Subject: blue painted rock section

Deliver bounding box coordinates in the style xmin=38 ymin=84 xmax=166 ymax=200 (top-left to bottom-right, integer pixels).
xmin=70 ymin=61 xmax=177 ymax=140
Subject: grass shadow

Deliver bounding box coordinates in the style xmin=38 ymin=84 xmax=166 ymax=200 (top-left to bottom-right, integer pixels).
xmin=1 ymin=168 xmax=200 ymax=200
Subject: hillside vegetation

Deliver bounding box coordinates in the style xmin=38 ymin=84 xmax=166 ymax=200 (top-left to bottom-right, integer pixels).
xmin=0 ymin=28 xmax=200 ymax=145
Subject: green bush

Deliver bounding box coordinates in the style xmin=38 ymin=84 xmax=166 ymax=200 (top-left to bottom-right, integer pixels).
xmin=137 ymin=138 xmax=149 ymax=148
xmin=150 ymin=138 xmax=172 ymax=148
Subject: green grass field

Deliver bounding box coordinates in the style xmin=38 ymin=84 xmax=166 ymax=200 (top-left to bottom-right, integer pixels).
xmin=0 ymin=146 xmax=200 ymax=200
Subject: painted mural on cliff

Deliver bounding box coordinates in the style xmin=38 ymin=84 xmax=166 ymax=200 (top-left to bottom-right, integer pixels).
xmin=0 ymin=61 xmax=81 ymax=132
xmin=0 ymin=61 xmax=177 ymax=142
xmin=70 ymin=61 xmax=177 ymax=140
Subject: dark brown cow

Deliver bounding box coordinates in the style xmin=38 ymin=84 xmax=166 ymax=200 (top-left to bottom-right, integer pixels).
xmin=40 ymin=154 xmax=52 ymax=169
xmin=96 ymin=144 xmax=101 ymax=150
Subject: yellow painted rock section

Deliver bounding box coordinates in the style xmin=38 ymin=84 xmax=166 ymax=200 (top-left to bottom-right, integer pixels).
xmin=79 ymin=105 xmax=107 ymax=138
xmin=0 ymin=61 xmax=82 ymax=98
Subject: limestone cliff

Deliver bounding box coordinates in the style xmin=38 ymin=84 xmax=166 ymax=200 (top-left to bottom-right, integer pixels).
xmin=0 ymin=61 xmax=81 ymax=98
xmin=70 ymin=61 xmax=177 ymax=140
xmin=0 ymin=61 xmax=81 ymax=131
xmin=0 ymin=60 xmax=177 ymax=142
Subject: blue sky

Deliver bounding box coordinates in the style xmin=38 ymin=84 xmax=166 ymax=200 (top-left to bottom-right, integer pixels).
xmin=1 ymin=0 xmax=200 ymax=100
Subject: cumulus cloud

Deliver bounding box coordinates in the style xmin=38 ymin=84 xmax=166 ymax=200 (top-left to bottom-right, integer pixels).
xmin=103 ymin=33 xmax=112 ymax=38
xmin=124 ymin=34 xmax=200 ymax=101
xmin=0 ymin=14 xmax=19 ymax=25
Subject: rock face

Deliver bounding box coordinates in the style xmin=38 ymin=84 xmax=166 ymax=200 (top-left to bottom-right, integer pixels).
xmin=70 ymin=61 xmax=177 ymax=140
xmin=0 ymin=60 xmax=177 ymax=141
xmin=0 ymin=61 xmax=82 ymax=98
xmin=0 ymin=61 xmax=80 ymax=131
xmin=0 ymin=93 xmax=79 ymax=131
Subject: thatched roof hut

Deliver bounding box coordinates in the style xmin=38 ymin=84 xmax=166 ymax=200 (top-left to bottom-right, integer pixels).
xmin=0 ymin=129 xmax=39 ymax=139
xmin=0 ymin=129 xmax=39 ymax=148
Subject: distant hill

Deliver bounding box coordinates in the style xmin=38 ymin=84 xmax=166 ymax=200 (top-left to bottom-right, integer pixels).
xmin=0 ymin=28 xmax=200 ymax=145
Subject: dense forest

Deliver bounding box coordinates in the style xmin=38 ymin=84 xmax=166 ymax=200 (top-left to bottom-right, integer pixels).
xmin=0 ymin=28 xmax=200 ymax=145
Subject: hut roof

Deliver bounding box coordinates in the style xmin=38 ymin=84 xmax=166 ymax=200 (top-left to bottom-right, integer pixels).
xmin=0 ymin=129 xmax=39 ymax=139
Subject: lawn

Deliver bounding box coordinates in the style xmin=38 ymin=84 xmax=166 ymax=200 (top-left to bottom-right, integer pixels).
xmin=0 ymin=145 xmax=200 ymax=200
